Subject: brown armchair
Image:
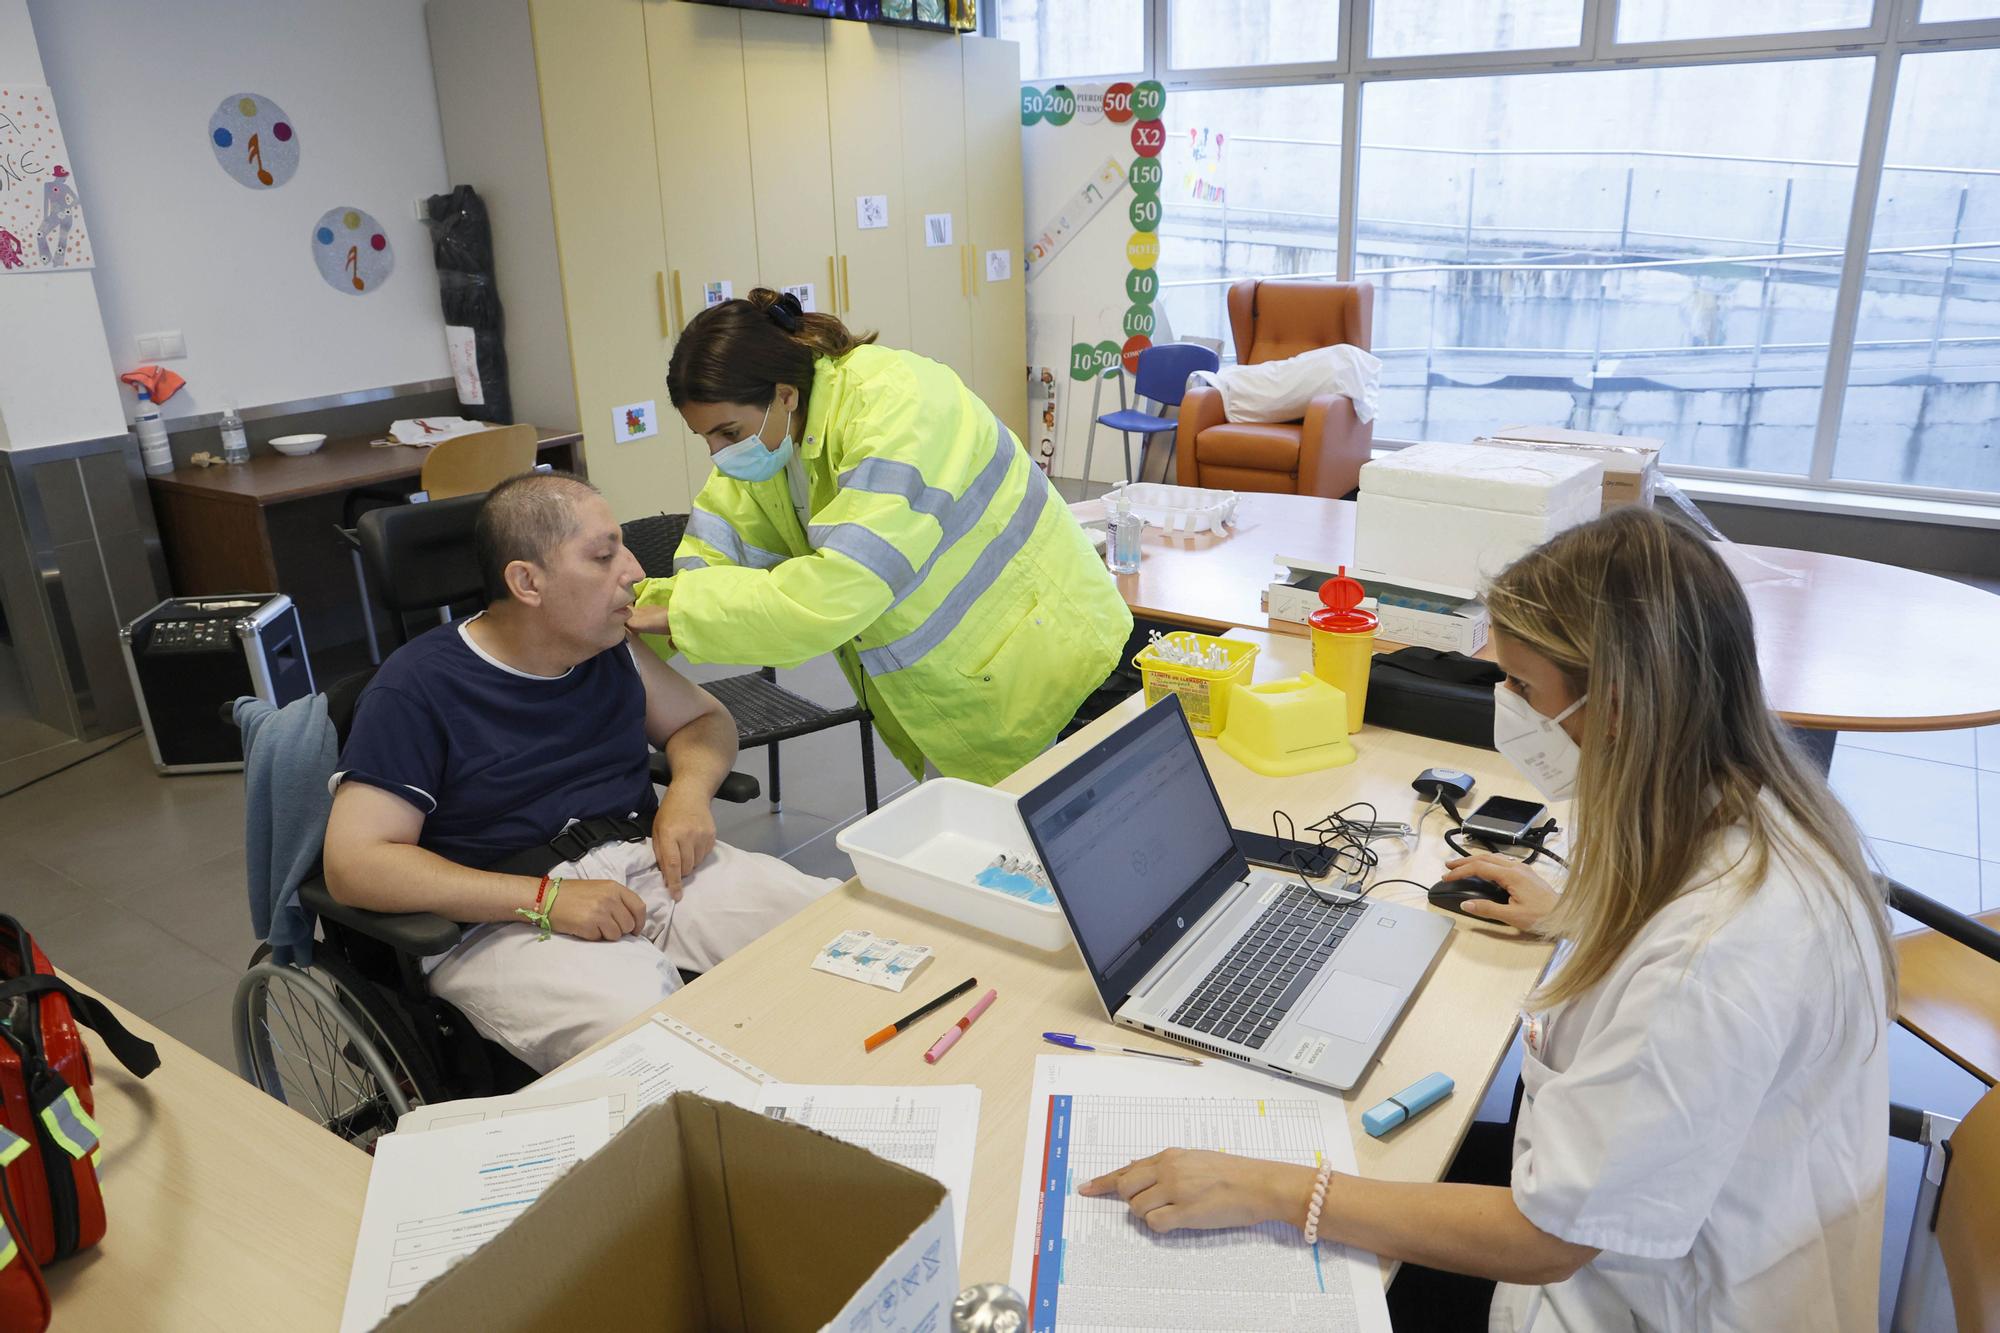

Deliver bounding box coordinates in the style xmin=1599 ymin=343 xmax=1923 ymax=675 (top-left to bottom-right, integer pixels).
xmin=1174 ymin=279 xmax=1375 ymax=497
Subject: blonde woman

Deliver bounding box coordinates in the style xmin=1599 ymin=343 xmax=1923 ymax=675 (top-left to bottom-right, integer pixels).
xmin=1081 ymin=507 xmax=1896 ymax=1331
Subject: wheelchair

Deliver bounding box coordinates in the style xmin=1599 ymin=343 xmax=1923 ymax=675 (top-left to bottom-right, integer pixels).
xmin=230 ymin=667 xmax=761 ymax=1148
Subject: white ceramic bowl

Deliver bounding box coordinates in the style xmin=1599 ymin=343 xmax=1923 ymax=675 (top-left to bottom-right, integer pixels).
xmin=269 ymin=433 xmax=327 ymax=457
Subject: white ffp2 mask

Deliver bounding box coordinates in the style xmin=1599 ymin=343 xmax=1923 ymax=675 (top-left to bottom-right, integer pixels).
xmin=1492 ymin=686 xmax=1588 ymax=803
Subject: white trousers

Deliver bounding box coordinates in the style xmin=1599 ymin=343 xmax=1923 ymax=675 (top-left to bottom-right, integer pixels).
xmin=427 ymin=837 xmax=836 ymax=1072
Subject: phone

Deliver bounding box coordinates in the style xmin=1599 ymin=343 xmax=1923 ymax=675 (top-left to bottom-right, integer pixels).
xmin=1233 ymin=828 xmax=1339 ymax=879
xmin=1460 ymin=795 xmax=1548 ymax=845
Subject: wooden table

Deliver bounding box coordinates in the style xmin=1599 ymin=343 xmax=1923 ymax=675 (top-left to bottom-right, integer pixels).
xmin=147 ymin=427 xmax=582 ymax=595
xmin=1075 ymin=492 xmax=2000 ymax=733
xmin=47 ymin=983 xmax=369 ymax=1328
xmin=599 ymin=630 xmax=1554 ymax=1289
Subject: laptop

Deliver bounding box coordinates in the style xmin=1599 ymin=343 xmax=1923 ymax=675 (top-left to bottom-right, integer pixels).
xmin=1019 ymin=696 xmax=1452 ymax=1092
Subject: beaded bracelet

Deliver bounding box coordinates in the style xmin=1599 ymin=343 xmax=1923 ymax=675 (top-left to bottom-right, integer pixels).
xmin=1302 ymin=1163 xmax=1336 ymax=1246
xmin=514 ymin=876 xmax=563 ymax=941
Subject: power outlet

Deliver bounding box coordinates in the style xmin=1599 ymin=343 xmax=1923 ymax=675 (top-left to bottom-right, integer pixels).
xmin=138 ymin=330 xmax=187 ymax=360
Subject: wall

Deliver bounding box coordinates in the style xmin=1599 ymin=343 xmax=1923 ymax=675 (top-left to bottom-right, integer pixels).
xmin=0 ymin=0 xmax=126 ymax=450
xmin=27 ymin=0 xmax=452 ymax=427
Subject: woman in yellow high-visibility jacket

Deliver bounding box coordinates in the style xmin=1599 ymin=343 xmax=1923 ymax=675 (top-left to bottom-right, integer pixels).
xmin=628 ymin=288 xmax=1132 ymax=785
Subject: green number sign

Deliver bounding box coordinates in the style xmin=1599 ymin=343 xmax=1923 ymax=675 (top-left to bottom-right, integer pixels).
xmin=1126 ymin=268 xmax=1158 ymax=305
xmin=1129 ymin=196 xmax=1161 ymax=232
xmin=1020 ymin=86 xmax=1044 ymax=126
xmin=1069 ymin=341 xmax=1097 ymax=381
xmin=1130 ymin=80 xmax=1166 ymax=120
xmin=1094 ymin=339 xmax=1124 ymax=378
xmin=1123 ymin=305 xmax=1156 ymax=338
xmin=1044 ymin=84 xmax=1077 ymax=127
xmin=1128 ymin=158 xmax=1163 ymax=197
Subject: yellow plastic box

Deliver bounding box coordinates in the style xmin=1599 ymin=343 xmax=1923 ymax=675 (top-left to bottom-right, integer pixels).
xmin=1133 ymin=632 xmax=1259 ymax=737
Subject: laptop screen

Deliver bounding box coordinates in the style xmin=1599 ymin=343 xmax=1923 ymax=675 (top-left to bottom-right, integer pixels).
xmin=1018 ymin=696 xmax=1249 ymax=1016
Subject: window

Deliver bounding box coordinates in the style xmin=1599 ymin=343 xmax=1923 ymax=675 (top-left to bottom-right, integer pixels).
xmin=1369 ymin=0 xmax=1583 ymax=58
xmin=1168 ymin=0 xmax=1339 ymax=70
xmin=996 ymin=0 xmax=1144 ymax=82
xmin=1921 ymin=0 xmax=2000 ymax=20
xmin=1358 ymin=60 xmax=1873 ymax=473
xmin=1834 ymin=48 xmax=2000 ymax=491
xmin=1614 ymin=0 xmax=1873 ymax=44
xmin=1155 ymin=86 xmax=1344 ymax=349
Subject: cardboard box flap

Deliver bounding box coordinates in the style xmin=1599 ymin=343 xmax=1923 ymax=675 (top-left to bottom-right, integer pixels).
xmin=1359 ymin=442 xmax=1601 ymax=514
xmin=683 ymin=1094 xmax=948 ymax=1332
xmin=379 ymin=1094 xmax=701 ymax=1333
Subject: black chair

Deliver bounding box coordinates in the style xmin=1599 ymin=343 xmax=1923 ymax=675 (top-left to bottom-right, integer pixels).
xmin=624 ymin=513 xmax=879 ymax=814
xmin=354 ymin=492 xmax=487 ymax=650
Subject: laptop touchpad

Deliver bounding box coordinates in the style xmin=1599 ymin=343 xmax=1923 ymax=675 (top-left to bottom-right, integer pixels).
xmin=1297 ymin=972 xmax=1400 ymax=1043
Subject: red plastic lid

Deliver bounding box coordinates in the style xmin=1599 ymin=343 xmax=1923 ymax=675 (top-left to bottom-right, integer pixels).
xmin=1307 ymin=566 xmax=1378 ymax=633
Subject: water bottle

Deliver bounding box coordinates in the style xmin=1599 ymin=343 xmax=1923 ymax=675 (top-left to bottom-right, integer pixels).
xmin=134 ymin=390 xmax=173 ymax=476
xmin=1107 ymin=484 xmax=1142 ymax=575
xmin=219 ymin=403 xmax=249 ymax=465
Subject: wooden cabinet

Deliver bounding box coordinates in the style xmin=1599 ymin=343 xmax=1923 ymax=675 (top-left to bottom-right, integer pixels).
xmin=429 ymin=0 xmax=1026 ymax=519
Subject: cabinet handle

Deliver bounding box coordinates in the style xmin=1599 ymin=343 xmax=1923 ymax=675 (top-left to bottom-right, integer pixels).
xmin=827 ymin=255 xmax=837 ymax=313
xmin=656 ymin=272 xmax=671 ymax=338
xmin=840 ymin=254 xmax=851 ymax=313
xmin=671 ymin=270 xmax=686 ymax=330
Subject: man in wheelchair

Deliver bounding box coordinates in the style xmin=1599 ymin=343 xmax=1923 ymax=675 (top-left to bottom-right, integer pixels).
xmin=323 ymin=471 xmax=835 ymax=1072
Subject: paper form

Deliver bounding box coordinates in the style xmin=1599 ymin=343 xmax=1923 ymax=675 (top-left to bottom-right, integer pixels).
xmin=538 ymin=1013 xmax=769 ymax=1111
xmin=393 ymin=1076 xmax=642 ymax=1136
xmin=1007 ymin=1056 xmax=1391 ymax=1333
xmin=339 ymin=1101 xmax=611 ymax=1332
xmin=756 ymin=1084 xmax=980 ymax=1257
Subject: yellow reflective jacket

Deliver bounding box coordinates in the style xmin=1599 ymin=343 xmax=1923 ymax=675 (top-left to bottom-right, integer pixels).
xmin=634 ymin=345 xmax=1132 ymax=784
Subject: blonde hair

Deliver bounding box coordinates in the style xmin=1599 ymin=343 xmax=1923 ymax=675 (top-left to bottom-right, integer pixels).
xmin=1485 ymin=507 xmax=1895 ymax=1019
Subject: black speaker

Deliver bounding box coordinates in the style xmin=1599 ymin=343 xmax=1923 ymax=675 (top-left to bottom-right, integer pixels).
xmin=119 ymin=595 xmax=315 ymax=773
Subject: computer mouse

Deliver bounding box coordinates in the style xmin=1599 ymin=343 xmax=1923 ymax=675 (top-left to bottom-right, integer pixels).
xmin=1427 ymin=876 xmax=1510 ymax=916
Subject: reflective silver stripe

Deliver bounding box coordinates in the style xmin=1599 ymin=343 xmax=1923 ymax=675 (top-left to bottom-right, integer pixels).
xmin=844 ymin=413 xmax=1016 ymax=612
xmin=859 ymin=461 xmax=1049 ymax=676
xmin=41 ymin=1090 xmax=98 ymax=1158
xmin=808 ymin=522 xmax=918 ymax=594
xmin=670 ymin=556 xmax=708 ymax=573
xmin=685 ymin=508 xmax=787 ymax=570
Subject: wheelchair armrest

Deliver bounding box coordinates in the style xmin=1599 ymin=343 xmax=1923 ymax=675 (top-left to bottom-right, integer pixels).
xmin=646 ymin=750 xmax=761 ymax=804
xmin=297 ymin=877 xmax=465 ymax=958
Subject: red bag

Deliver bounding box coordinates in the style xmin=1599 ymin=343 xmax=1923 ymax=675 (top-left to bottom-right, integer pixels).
xmin=0 ymin=916 xmax=158 ymax=1330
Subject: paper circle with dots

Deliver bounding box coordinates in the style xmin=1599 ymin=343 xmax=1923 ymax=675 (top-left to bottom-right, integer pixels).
xmin=311 ymin=206 xmax=392 ymax=295
xmin=209 ymin=94 xmax=298 ymax=189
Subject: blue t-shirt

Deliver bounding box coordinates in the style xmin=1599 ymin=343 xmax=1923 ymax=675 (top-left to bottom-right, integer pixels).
xmin=336 ymin=617 xmax=656 ymax=869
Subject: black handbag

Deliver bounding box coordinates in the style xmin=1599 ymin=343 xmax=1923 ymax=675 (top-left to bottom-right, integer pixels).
xmin=1365 ymin=646 xmax=1503 ymax=749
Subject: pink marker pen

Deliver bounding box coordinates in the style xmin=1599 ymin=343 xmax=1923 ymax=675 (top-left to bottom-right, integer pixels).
xmin=924 ymin=987 xmax=998 ymax=1065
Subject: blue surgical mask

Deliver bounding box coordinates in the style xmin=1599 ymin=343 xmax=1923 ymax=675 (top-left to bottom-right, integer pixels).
xmin=712 ymin=401 xmax=793 ymax=483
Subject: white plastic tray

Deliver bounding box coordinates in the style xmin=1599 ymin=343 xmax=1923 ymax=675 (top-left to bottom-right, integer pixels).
xmin=834 ymin=779 xmax=1072 ymax=953
xmin=1121 ymin=482 xmax=1238 ymax=533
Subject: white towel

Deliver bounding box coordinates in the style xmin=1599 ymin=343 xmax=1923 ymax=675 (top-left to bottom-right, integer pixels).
xmin=1189 ymin=344 xmax=1382 ymax=424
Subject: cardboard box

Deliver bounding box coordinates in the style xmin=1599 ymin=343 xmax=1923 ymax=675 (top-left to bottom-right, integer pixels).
xmin=379 ymin=1093 xmax=957 ymax=1333
xmin=1353 ymin=443 xmax=1602 ymax=600
xmin=1367 ymin=584 xmax=1490 ymax=655
xmin=1478 ymin=426 xmax=1663 ymax=511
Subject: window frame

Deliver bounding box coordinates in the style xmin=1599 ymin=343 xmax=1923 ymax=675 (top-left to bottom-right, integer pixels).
xmin=996 ymin=0 xmax=2000 ymax=504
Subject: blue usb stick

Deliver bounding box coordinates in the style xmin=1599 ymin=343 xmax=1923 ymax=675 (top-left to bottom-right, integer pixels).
xmin=1362 ymin=1072 xmax=1454 ymax=1137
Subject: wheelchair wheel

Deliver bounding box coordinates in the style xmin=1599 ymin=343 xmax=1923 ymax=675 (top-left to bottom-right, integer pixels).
xmin=233 ymin=949 xmax=435 ymax=1148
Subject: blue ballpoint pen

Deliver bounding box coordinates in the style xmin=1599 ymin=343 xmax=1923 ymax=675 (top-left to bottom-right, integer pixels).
xmin=1042 ymin=1032 xmax=1202 ymax=1066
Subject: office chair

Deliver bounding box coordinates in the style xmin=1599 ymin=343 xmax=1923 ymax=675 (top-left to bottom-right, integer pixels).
xmin=339 ymin=425 xmax=540 ymax=662
xmin=623 ymin=513 xmax=879 ymax=815
xmin=1083 ymin=342 xmax=1220 ymax=486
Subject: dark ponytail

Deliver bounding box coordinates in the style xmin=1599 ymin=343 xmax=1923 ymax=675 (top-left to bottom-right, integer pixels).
xmin=666 ymin=287 xmax=876 ymax=414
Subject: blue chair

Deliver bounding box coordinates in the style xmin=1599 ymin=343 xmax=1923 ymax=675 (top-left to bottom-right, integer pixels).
xmin=1085 ymin=342 xmax=1221 ymax=486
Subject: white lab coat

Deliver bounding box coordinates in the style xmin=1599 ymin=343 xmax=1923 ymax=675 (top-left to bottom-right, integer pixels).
xmin=1490 ymin=796 xmax=1889 ymax=1332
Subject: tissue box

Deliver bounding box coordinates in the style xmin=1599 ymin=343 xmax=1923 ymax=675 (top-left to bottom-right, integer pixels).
xmin=1478 ymin=427 xmax=1663 ymax=511
xmin=1353 ymin=443 xmax=1602 ymax=599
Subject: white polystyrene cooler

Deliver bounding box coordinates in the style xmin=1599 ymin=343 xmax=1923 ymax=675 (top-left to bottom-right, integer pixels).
xmin=1352 ymin=442 xmax=1602 ymax=599
xmin=834 ymin=779 xmax=1073 ymax=953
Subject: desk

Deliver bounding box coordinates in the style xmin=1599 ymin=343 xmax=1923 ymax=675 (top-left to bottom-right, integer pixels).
xmin=1075 ymin=492 xmax=2000 ymax=733
xmin=46 ymin=980 xmax=368 ymax=1328
xmin=581 ymin=630 xmax=1554 ymax=1289
xmin=147 ymin=427 xmax=582 ymax=595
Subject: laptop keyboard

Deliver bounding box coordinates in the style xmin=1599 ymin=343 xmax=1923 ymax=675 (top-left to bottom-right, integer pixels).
xmin=1167 ymin=883 xmax=1369 ymax=1050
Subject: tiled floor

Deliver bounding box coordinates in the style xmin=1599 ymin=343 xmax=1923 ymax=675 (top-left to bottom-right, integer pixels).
xmin=10 ymin=646 xmax=1993 ymax=1326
